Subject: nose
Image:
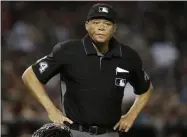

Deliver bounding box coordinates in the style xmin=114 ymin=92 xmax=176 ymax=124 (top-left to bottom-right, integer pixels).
xmin=98 ymin=23 xmax=105 ymax=31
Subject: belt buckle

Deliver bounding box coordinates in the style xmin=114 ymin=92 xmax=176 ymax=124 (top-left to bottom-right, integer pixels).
xmin=89 ymin=126 xmax=98 ymax=135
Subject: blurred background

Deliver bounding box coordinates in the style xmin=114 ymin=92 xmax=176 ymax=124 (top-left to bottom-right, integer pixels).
xmin=1 ymin=1 xmax=187 ymax=137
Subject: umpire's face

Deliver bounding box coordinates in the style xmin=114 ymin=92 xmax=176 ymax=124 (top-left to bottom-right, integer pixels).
xmin=85 ymin=18 xmax=117 ymax=43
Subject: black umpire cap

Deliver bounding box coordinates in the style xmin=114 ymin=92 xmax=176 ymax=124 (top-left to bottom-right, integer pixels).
xmin=87 ymin=3 xmax=117 ymax=23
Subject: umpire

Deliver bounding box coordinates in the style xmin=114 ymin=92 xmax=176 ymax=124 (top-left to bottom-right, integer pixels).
xmin=22 ymin=3 xmax=153 ymax=137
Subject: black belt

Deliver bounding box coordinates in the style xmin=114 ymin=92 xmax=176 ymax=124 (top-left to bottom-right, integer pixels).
xmin=68 ymin=123 xmax=115 ymax=135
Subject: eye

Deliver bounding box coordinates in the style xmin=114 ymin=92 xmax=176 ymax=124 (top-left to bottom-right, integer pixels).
xmin=105 ymin=22 xmax=112 ymax=26
xmin=93 ymin=21 xmax=99 ymax=25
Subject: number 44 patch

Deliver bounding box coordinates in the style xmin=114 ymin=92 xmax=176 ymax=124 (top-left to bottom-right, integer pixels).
xmin=39 ymin=62 xmax=48 ymax=73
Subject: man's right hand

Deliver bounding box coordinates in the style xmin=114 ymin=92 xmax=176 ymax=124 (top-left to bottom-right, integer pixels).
xmin=48 ymin=108 xmax=73 ymax=124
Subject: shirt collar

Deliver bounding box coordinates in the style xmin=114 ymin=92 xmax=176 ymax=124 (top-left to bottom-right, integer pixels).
xmin=82 ymin=34 xmax=122 ymax=58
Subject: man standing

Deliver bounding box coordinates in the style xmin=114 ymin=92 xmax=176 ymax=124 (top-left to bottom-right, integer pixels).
xmin=22 ymin=3 xmax=153 ymax=137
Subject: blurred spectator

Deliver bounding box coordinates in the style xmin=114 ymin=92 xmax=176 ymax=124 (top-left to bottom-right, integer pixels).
xmin=6 ymin=20 xmax=44 ymax=53
xmin=150 ymin=41 xmax=179 ymax=89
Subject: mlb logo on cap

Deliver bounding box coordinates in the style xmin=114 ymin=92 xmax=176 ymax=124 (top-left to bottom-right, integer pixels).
xmin=99 ymin=7 xmax=108 ymax=13
xmin=87 ymin=3 xmax=117 ymax=23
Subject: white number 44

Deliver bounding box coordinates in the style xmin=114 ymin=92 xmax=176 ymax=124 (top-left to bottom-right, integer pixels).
xmin=39 ymin=62 xmax=48 ymax=73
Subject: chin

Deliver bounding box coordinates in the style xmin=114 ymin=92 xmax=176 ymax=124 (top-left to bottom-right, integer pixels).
xmin=95 ymin=38 xmax=107 ymax=43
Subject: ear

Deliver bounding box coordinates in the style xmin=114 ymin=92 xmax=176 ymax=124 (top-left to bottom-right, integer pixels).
xmin=113 ymin=23 xmax=117 ymax=33
xmin=85 ymin=21 xmax=89 ymax=32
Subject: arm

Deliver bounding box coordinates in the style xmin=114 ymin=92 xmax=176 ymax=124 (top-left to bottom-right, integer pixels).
xmin=114 ymin=84 xmax=153 ymax=132
xmin=114 ymin=52 xmax=153 ymax=132
xmin=22 ymin=42 xmax=73 ymax=124
xmin=126 ymin=83 xmax=153 ymax=117
xmin=22 ymin=66 xmax=57 ymax=114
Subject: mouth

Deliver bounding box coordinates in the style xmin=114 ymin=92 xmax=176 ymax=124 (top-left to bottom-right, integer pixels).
xmin=95 ymin=34 xmax=105 ymax=36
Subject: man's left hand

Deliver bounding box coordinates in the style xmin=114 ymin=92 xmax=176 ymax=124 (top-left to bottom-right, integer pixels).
xmin=113 ymin=114 xmax=137 ymax=132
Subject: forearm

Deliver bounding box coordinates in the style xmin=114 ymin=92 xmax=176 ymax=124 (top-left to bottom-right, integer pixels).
xmin=126 ymin=84 xmax=153 ymax=117
xmin=22 ymin=66 xmax=57 ymax=113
